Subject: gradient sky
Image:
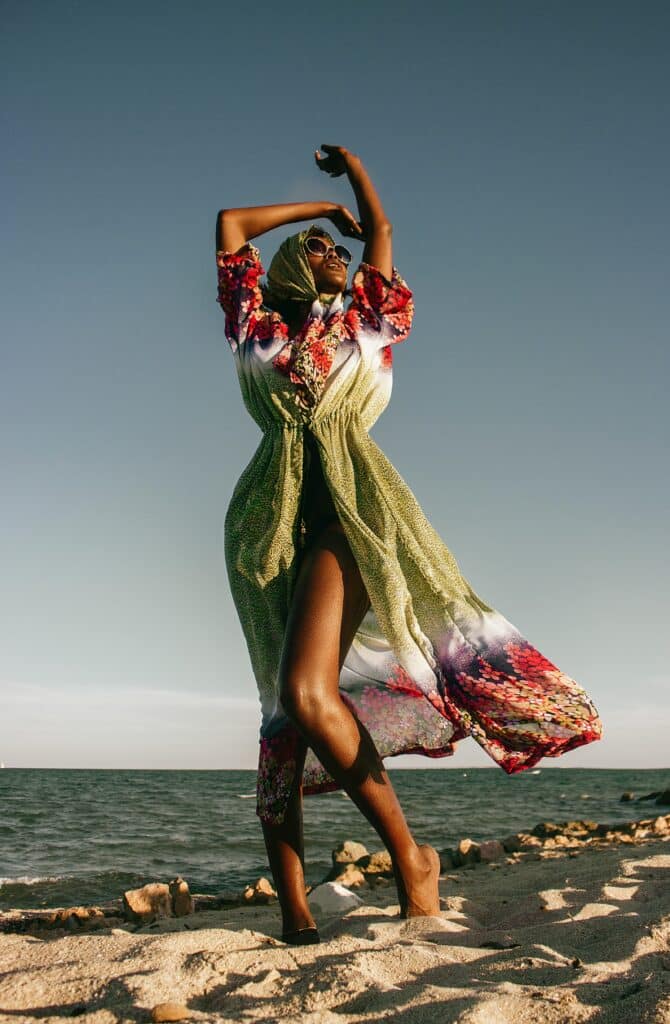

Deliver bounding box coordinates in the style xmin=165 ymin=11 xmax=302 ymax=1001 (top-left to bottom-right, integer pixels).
xmin=2 ymin=1 xmax=668 ymax=770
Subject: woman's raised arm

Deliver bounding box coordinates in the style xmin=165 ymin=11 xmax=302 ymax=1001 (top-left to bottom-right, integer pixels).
xmin=315 ymin=146 xmax=393 ymax=280
xmin=216 ymin=201 xmax=363 ymax=254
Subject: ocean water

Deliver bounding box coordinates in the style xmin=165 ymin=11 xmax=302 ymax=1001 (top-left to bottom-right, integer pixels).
xmin=0 ymin=767 xmax=667 ymax=911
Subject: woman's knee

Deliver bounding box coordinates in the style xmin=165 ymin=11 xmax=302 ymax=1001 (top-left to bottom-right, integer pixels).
xmin=279 ymin=672 xmax=338 ymax=732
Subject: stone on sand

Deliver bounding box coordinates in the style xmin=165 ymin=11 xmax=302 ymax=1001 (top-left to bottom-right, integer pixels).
xmin=169 ymin=877 xmax=194 ymax=917
xmin=332 ymin=863 xmax=367 ymax=888
xmin=362 ymin=850 xmax=393 ymax=875
xmin=332 ymin=840 xmax=369 ymax=864
xmin=438 ymin=848 xmax=457 ymax=870
xmin=242 ymin=877 xmax=276 ymax=904
xmin=479 ymin=839 xmax=505 ymax=862
xmin=151 ymin=1002 xmax=191 ymax=1022
xmin=455 ymin=838 xmax=481 ymax=866
xmin=123 ymin=883 xmax=172 ymax=923
xmin=309 ymin=881 xmax=364 ymax=916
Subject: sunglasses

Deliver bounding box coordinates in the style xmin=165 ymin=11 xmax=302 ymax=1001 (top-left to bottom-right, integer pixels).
xmin=304 ymin=236 xmax=352 ymax=266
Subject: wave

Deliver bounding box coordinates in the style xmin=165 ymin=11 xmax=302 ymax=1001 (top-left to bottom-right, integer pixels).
xmin=0 ymin=875 xmax=64 ymax=888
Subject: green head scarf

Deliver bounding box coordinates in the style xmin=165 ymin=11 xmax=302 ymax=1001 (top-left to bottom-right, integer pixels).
xmin=262 ymin=224 xmax=342 ymax=314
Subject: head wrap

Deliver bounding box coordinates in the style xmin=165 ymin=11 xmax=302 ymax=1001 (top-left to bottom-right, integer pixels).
xmin=262 ymin=224 xmax=342 ymax=313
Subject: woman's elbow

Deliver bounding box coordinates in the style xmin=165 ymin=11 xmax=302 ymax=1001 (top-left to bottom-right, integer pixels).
xmin=217 ymin=209 xmax=235 ymax=231
xmin=216 ymin=209 xmax=245 ymax=252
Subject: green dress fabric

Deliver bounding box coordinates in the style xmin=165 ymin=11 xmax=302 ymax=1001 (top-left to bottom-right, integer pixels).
xmin=216 ymin=242 xmax=603 ymax=825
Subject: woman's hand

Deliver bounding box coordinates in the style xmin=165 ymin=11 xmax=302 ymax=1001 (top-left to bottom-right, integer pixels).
xmin=326 ymin=203 xmax=366 ymax=241
xmin=314 ymin=145 xmax=355 ymax=178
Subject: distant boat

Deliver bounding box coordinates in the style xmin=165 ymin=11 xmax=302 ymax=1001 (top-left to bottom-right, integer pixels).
xmin=0 ymin=762 xmax=5 ymax=769
xmin=530 ymin=770 xmax=541 ymax=775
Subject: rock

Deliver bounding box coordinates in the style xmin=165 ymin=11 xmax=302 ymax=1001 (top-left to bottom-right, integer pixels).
xmin=366 ymin=875 xmax=392 ymax=888
xmin=151 ymin=1003 xmax=191 ymax=1022
xmin=518 ymin=834 xmax=543 ymax=849
xmin=169 ymin=877 xmax=194 ymax=917
xmin=560 ymin=820 xmax=598 ymax=838
xmin=655 ymin=790 xmax=670 ymax=806
xmin=502 ymin=834 xmax=523 ymax=853
xmin=332 ymin=840 xmax=369 ymax=865
xmin=361 ymin=850 xmax=393 ymax=875
xmin=331 ymin=863 xmax=366 ymax=888
xmin=455 ymin=838 xmax=481 ymax=866
xmin=654 ymin=816 xmax=670 ymax=834
xmin=545 ymin=834 xmax=573 ymax=848
xmin=439 ymin=848 xmax=457 ymax=871
xmin=53 ymin=907 xmax=92 ymax=929
xmin=123 ymin=883 xmax=172 ymax=923
xmin=532 ymin=822 xmax=563 ymax=838
xmin=479 ymin=839 xmax=505 ymax=863
xmin=620 ymin=792 xmax=635 ymax=802
xmin=60 ymin=907 xmax=107 ymax=932
xmin=242 ymin=877 xmax=276 ymax=904
xmin=637 ymin=791 xmax=660 ymax=802
xmin=308 ymin=881 xmax=364 ymax=917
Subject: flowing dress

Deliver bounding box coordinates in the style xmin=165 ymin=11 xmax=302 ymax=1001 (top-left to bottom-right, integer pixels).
xmin=216 ymin=243 xmax=603 ymax=825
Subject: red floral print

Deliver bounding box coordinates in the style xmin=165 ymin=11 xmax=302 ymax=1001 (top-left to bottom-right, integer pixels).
xmin=216 ymin=245 xmax=413 ymax=408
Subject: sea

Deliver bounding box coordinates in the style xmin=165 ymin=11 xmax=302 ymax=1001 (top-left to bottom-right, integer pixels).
xmin=0 ymin=767 xmax=667 ymax=911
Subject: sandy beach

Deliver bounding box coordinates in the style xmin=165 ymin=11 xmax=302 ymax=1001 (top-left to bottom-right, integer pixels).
xmin=2 ymin=814 xmax=669 ymax=1024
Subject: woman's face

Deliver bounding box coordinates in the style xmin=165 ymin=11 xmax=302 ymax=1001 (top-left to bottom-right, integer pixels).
xmin=305 ymin=235 xmax=348 ymax=294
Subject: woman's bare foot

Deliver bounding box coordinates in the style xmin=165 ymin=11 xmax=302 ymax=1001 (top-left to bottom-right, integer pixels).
xmin=280 ymin=898 xmax=317 ymax=936
xmin=397 ymin=844 xmax=441 ymax=918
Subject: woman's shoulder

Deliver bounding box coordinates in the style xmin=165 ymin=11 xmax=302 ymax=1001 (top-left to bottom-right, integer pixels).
xmin=347 ymin=262 xmax=413 ymax=315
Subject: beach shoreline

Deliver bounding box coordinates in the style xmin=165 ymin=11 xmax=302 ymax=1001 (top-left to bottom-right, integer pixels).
xmin=2 ymin=813 xmax=669 ymax=1023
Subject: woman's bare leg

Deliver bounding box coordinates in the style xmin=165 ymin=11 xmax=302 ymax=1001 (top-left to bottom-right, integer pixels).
xmin=272 ymin=522 xmax=440 ymax=923
xmin=260 ymin=738 xmax=316 ymax=935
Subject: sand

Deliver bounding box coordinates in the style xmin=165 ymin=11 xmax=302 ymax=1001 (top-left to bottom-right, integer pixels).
xmin=1 ymin=836 xmax=669 ymax=1023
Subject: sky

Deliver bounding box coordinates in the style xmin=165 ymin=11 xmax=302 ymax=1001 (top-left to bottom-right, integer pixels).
xmin=1 ymin=0 xmax=668 ymax=770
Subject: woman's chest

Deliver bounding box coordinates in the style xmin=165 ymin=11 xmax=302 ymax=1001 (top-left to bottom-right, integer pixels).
xmin=235 ymin=312 xmax=393 ymax=422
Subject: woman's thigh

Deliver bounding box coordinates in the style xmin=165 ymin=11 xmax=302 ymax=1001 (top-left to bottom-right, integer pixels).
xmin=279 ymin=524 xmax=371 ymax=703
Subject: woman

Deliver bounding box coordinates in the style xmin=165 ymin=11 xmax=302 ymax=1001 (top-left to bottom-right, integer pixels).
xmin=215 ymin=145 xmax=602 ymax=944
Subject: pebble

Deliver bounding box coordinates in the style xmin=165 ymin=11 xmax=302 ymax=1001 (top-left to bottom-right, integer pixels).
xmin=151 ymin=1002 xmax=190 ymax=1022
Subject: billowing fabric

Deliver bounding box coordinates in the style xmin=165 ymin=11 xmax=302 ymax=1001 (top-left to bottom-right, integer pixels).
xmin=216 ymin=241 xmax=603 ymax=825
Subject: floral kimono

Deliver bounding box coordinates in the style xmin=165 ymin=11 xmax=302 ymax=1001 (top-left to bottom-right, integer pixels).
xmin=216 ymin=243 xmax=602 ymax=825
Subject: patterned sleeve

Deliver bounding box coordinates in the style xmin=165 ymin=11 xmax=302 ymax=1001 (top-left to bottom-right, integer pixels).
xmin=346 ymin=262 xmax=414 ymax=346
xmin=215 ymin=241 xmax=268 ymax=351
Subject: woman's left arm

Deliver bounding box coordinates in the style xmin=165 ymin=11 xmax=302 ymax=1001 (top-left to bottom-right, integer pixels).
xmin=315 ymin=145 xmax=392 ymax=280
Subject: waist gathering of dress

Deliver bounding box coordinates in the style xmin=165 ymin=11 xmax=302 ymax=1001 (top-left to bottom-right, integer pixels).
xmin=216 ymin=243 xmax=603 ymax=825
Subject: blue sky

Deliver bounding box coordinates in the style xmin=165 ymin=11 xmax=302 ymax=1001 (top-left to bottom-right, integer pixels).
xmin=2 ymin=0 xmax=668 ymax=769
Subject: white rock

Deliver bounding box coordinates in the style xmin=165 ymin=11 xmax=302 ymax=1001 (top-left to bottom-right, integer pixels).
xmin=308 ymin=881 xmax=364 ymax=916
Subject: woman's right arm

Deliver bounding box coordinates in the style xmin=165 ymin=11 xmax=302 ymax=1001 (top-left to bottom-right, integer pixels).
xmin=216 ymin=201 xmax=362 ymax=253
